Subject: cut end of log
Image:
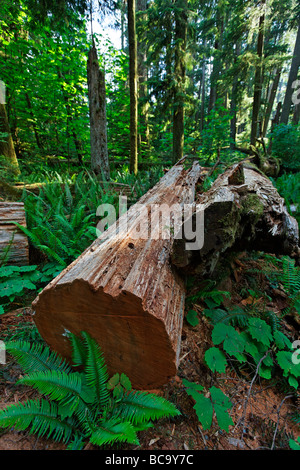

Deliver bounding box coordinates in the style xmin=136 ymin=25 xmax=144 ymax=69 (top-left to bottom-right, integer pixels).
xmin=33 ymin=281 xmax=179 ymax=390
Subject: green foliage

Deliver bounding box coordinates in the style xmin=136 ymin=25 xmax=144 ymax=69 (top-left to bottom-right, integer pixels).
xmin=204 ymin=347 xmax=227 ymax=374
xmin=203 ymin=305 xmax=250 ymax=328
xmin=185 ymin=309 xmax=199 ymax=327
xmin=204 ymin=317 xmax=300 ymax=388
xmin=270 ymin=124 xmax=300 ymax=172
xmin=280 ymin=257 xmax=300 ymax=318
xmin=182 ymin=379 xmax=233 ymax=432
xmin=0 ymin=265 xmax=39 ymax=312
xmin=272 ymin=172 xmax=300 ymax=225
xmin=0 ymin=332 xmax=180 ymax=448
xmin=289 ymin=436 xmax=300 ymax=450
xmin=199 ymin=101 xmax=232 ymax=161
xmin=18 ymin=172 xmax=118 ymax=269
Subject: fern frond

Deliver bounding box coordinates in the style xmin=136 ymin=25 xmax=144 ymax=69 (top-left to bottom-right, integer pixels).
xmin=70 ymin=333 xmax=87 ymax=368
xmin=0 ymin=399 xmax=74 ymax=443
xmin=263 ymin=310 xmax=281 ymax=333
xmin=17 ymin=370 xmax=82 ymax=405
xmin=66 ymin=434 xmax=86 ymax=450
xmin=115 ymin=390 xmax=180 ymax=425
xmin=80 ymin=332 xmax=109 ymax=408
xmin=6 ymin=340 xmax=72 ymax=374
xmin=203 ymin=307 xmax=250 ymax=327
xmin=282 ymin=257 xmax=300 ymax=296
xmin=89 ymin=417 xmax=139 ymax=447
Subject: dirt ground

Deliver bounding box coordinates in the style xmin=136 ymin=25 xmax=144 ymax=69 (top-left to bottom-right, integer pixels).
xmin=0 ymin=252 xmax=299 ymax=452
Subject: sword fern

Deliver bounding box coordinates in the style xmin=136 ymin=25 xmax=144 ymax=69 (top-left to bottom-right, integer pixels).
xmin=0 ymin=332 xmax=180 ymax=448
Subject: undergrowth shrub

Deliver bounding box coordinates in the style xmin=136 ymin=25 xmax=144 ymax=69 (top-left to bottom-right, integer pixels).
xmin=270 ymin=123 xmax=300 ymax=172
xmin=0 ymin=331 xmax=180 ymax=449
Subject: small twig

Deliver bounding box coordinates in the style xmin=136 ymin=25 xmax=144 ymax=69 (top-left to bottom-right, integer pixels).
xmin=271 ymin=394 xmax=294 ymax=450
xmin=179 ymin=350 xmax=191 ymax=364
xmin=197 ymin=425 xmax=208 ymax=449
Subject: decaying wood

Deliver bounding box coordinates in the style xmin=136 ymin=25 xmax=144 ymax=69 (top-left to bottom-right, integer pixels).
xmin=0 ymin=202 xmax=29 ymax=265
xmin=171 ymin=162 xmax=299 ymax=275
xmin=32 ymin=162 xmax=202 ymax=389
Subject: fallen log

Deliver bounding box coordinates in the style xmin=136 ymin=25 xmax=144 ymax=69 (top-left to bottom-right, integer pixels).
xmin=32 ymin=162 xmax=202 ymax=389
xmin=171 ymin=162 xmax=299 ymax=275
xmin=0 ymin=202 xmax=29 ymax=266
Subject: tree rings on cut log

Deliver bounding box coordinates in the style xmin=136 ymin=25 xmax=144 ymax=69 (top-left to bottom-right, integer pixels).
xmin=32 ymin=162 xmax=202 ymax=389
xmin=0 ymin=202 xmax=29 ymax=266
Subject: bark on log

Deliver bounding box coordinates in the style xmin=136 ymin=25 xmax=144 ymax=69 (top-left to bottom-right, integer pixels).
xmin=171 ymin=163 xmax=299 ymax=275
xmin=32 ymin=162 xmax=202 ymax=389
xmin=0 ymin=202 xmax=29 ymax=266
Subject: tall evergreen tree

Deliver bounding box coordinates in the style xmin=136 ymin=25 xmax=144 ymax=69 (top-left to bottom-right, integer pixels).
xmin=128 ymin=0 xmax=138 ymax=174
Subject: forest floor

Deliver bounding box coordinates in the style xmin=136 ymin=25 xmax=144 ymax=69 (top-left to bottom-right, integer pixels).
xmin=0 ymin=251 xmax=299 ymax=452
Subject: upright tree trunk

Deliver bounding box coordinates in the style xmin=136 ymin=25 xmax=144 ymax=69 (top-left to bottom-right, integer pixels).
xmin=250 ymin=4 xmax=265 ymax=147
xmin=172 ymin=0 xmax=187 ymax=164
xmin=137 ymin=0 xmax=149 ymax=152
xmin=0 ymin=103 xmax=20 ymax=177
xmin=24 ymin=92 xmax=43 ymax=152
xmin=87 ymin=40 xmax=110 ymax=180
xmin=128 ymin=0 xmax=138 ymax=175
xmin=293 ymin=101 xmax=300 ymax=124
xmin=208 ymin=10 xmax=224 ymax=114
xmin=120 ymin=0 xmax=126 ymax=51
xmin=230 ymin=76 xmax=239 ymax=149
xmin=230 ymin=43 xmax=241 ymax=148
xmin=200 ymin=48 xmax=206 ymax=132
xmin=208 ymin=40 xmax=220 ymax=114
xmin=57 ymin=69 xmax=84 ymax=164
xmin=262 ymin=67 xmax=281 ymax=137
xmin=280 ymin=21 xmax=300 ymax=125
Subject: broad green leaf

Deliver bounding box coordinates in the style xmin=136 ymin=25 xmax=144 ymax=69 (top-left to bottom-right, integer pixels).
xmin=107 ymin=373 xmax=120 ymax=390
xmin=120 ymin=373 xmax=131 ymax=390
xmin=277 ymin=351 xmax=300 ymax=378
xmin=204 ymin=347 xmax=227 ymax=373
xmin=192 ymin=394 xmax=213 ymax=431
xmin=273 ymin=330 xmax=292 ymax=350
xmin=288 ymin=375 xmax=299 ymax=389
xmin=289 ymin=437 xmax=300 ymax=450
xmin=182 ymin=378 xmax=204 ymax=392
xmin=258 ymin=364 xmax=272 ymax=380
xmin=210 ymin=387 xmax=234 ymax=432
xmin=186 ymin=310 xmax=199 ymax=327
xmin=212 ymin=323 xmax=246 ymax=361
xmin=240 ymin=331 xmax=259 ymax=358
xmin=247 ymin=318 xmax=273 ymax=347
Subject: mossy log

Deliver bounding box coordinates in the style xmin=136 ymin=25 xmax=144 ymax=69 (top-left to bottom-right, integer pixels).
xmin=32 ymin=162 xmax=202 ymax=389
xmin=171 ymin=162 xmax=299 ymax=275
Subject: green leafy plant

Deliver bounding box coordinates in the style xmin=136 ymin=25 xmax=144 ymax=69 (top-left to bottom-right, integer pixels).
xmin=200 ymin=100 xmax=232 ymax=162
xmin=186 ymin=309 xmax=199 ymax=327
xmin=272 ymin=172 xmax=300 ymax=225
xmin=204 ymin=318 xmax=300 ymax=388
xmin=0 ymin=265 xmax=39 ymax=312
xmin=270 ymin=123 xmax=300 ymax=172
xmin=185 ymin=280 xmax=231 ymax=327
xmin=0 ymin=331 xmax=180 ymax=449
xmin=280 ymin=257 xmax=300 ymax=318
xmin=182 ymin=379 xmax=233 ymax=432
xmin=289 ymin=436 xmax=300 ymax=450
